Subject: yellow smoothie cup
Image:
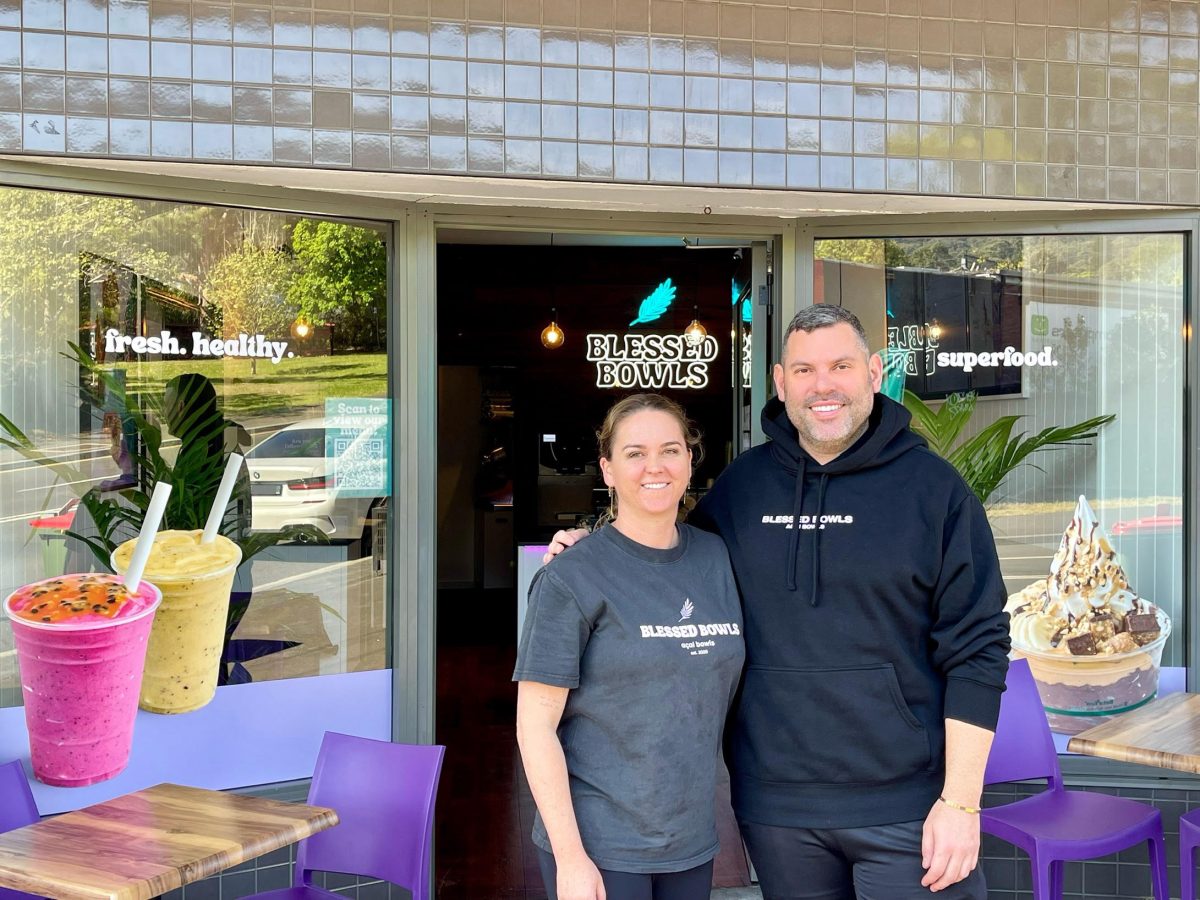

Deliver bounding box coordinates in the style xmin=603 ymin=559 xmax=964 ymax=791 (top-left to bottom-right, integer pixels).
xmin=112 ymin=530 xmax=242 ymax=714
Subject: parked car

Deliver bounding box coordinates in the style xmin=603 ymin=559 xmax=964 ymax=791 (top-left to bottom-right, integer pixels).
xmin=245 ymin=417 xmax=388 ymax=548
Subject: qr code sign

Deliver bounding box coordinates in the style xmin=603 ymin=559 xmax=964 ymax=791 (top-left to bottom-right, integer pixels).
xmin=325 ymin=398 xmax=392 ymax=498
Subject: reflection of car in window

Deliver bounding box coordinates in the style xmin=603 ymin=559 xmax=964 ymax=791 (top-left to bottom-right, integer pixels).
xmin=250 ymin=428 xmax=326 ymax=460
xmin=245 ymin=418 xmax=388 ymax=550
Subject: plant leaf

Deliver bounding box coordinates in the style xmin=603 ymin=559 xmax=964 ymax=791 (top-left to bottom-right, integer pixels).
xmin=628 ymin=278 xmax=677 ymax=326
xmin=903 ymin=390 xmax=976 ymax=457
xmin=948 ymin=413 xmax=1117 ymax=505
xmin=902 ymin=387 xmax=1115 ymax=505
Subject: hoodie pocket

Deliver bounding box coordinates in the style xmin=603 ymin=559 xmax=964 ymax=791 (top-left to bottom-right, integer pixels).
xmin=735 ymin=663 xmax=931 ymax=786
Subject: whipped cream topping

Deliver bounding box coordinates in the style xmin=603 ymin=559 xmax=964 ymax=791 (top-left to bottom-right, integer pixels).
xmin=1007 ymin=496 xmax=1165 ymax=657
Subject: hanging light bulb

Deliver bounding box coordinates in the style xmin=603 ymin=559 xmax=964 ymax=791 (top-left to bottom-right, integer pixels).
xmin=541 ymin=308 xmax=564 ymax=349
xmin=684 ymin=305 xmax=707 ymax=345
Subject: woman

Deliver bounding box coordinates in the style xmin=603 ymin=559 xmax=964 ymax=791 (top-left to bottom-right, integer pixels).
xmin=514 ymin=393 xmax=745 ymax=900
xmin=162 ymin=373 xmax=253 ymax=541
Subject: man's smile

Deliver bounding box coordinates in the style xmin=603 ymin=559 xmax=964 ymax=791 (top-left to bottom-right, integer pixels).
xmin=809 ymin=402 xmax=845 ymax=420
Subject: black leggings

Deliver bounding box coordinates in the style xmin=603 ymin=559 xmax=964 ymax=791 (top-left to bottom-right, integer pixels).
xmin=536 ymin=848 xmax=715 ymax=900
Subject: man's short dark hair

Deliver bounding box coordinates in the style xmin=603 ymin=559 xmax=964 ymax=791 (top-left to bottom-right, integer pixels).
xmin=782 ymin=305 xmax=871 ymax=359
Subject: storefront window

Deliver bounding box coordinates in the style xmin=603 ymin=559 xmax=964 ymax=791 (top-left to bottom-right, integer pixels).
xmin=816 ymin=232 xmax=1185 ymax=735
xmin=0 ymin=187 xmax=391 ymax=809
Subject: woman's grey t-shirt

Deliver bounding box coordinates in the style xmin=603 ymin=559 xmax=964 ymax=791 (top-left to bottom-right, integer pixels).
xmin=513 ymin=523 xmax=745 ymax=874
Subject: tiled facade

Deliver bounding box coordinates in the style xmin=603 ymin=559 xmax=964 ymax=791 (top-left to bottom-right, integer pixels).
xmin=3 ymin=0 xmax=1200 ymax=201
xmin=161 ymin=839 xmax=416 ymax=899
xmin=175 ymin=782 xmax=1196 ymax=899
xmin=981 ymin=782 xmax=1194 ymax=900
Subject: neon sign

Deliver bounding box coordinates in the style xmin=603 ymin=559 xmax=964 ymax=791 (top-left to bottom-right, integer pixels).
xmin=586 ymin=333 xmax=719 ymax=390
xmin=629 ymin=279 xmax=677 ymax=326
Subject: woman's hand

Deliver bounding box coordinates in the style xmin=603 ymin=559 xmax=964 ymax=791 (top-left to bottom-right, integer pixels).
xmin=556 ymin=850 xmax=606 ymax=900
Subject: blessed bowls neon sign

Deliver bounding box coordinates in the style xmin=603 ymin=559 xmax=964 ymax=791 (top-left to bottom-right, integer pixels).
xmin=586 ymin=333 xmax=719 ymax=390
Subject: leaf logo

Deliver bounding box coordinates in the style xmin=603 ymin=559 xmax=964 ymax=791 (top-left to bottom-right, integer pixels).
xmin=679 ymin=598 xmax=694 ymax=622
xmin=629 ymin=278 xmax=677 ymax=326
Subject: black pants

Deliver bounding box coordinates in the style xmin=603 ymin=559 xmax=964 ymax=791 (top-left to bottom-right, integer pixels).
xmin=739 ymin=819 xmax=987 ymax=900
xmin=536 ymin=848 xmax=714 ymax=900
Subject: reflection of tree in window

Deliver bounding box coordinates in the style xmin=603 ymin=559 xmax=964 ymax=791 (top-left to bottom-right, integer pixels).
xmin=287 ymin=220 xmax=387 ymax=353
xmin=79 ymin=251 xmax=201 ymax=366
xmin=202 ymin=244 xmax=296 ymax=375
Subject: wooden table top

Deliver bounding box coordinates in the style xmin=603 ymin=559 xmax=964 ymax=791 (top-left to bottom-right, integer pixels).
xmin=0 ymin=783 xmax=338 ymax=900
xmin=1067 ymin=692 xmax=1200 ymax=773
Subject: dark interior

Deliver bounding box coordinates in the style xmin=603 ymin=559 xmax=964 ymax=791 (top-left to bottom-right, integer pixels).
xmin=434 ymin=241 xmax=754 ymax=899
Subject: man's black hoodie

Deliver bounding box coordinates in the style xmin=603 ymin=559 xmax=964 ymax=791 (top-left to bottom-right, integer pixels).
xmin=690 ymin=394 xmax=1010 ymax=829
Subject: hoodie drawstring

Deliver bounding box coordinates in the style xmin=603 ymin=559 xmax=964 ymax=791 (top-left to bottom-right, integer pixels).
xmin=786 ymin=464 xmax=830 ymax=606
xmin=785 ymin=458 xmax=806 ymax=591
xmin=810 ymin=474 xmax=829 ymax=607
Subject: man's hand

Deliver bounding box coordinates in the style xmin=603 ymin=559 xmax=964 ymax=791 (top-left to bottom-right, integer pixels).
xmin=543 ymin=528 xmax=589 ymax=565
xmin=920 ymin=799 xmax=979 ymax=892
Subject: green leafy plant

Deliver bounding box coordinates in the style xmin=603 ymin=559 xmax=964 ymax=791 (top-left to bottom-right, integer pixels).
xmin=2 ymin=344 xmax=332 ymax=683
xmin=902 ymin=389 xmax=1116 ymax=505
xmin=0 ymin=343 xmax=324 ymax=567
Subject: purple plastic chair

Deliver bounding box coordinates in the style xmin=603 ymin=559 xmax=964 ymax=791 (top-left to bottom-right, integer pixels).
xmin=1179 ymin=809 xmax=1200 ymax=899
xmin=981 ymin=659 xmax=1168 ymax=899
xmin=248 ymin=732 xmax=445 ymax=900
xmin=0 ymin=759 xmax=43 ymax=900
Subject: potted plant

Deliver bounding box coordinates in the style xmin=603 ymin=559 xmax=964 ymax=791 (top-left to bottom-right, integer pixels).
xmin=900 ymin=389 xmax=1115 ymax=505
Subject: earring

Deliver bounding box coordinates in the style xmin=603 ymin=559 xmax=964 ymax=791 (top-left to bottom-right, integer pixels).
xmin=607 ymin=485 xmax=616 ymax=521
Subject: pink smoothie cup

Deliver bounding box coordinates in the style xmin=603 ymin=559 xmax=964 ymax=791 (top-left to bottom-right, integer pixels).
xmin=4 ymin=574 xmax=161 ymax=787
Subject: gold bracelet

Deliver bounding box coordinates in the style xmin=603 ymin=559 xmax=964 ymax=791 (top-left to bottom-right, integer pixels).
xmin=939 ymin=795 xmax=981 ymax=815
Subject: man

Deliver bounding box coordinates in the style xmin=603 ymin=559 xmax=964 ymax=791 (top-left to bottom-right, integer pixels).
xmin=550 ymin=304 xmax=1010 ymax=899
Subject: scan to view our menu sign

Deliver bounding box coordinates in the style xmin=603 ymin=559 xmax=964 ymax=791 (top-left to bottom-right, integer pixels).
xmin=324 ymin=397 xmax=392 ymax=498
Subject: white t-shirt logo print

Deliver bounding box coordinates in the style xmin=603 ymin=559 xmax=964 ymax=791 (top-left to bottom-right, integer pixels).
xmin=679 ymin=599 xmax=694 ymax=622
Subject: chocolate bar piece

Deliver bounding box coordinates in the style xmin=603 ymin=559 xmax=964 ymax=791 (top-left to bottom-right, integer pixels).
xmin=1050 ymin=626 xmax=1067 ymax=648
xmin=1126 ymin=613 xmax=1160 ymax=635
xmin=1067 ymin=633 xmax=1098 ymax=656
xmin=1125 ymin=612 xmax=1161 ymax=646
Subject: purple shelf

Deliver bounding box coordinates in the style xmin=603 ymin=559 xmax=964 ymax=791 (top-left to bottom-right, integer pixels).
xmin=0 ymin=669 xmax=391 ymax=814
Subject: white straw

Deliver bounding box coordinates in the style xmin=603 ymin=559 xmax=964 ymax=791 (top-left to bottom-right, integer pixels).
xmin=201 ymin=453 xmax=243 ymax=544
xmin=123 ymin=481 xmax=173 ymax=593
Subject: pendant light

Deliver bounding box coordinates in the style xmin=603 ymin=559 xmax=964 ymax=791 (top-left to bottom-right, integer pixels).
xmin=540 ymin=308 xmax=564 ymax=349
xmin=684 ymin=305 xmax=707 ymax=345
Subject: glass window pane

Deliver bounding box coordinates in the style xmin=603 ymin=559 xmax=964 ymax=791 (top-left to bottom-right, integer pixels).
xmin=249 ymin=427 xmax=327 ymax=458
xmin=816 ymin=232 xmax=1185 ymax=735
xmin=0 ymin=186 xmax=393 ymax=801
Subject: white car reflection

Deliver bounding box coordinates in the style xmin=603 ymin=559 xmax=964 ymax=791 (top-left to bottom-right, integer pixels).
xmin=245 ymin=417 xmax=388 ymax=547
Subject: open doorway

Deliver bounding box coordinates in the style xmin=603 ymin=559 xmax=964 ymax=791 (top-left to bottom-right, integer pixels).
xmin=433 ymin=230 xmax=766 ymax=899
